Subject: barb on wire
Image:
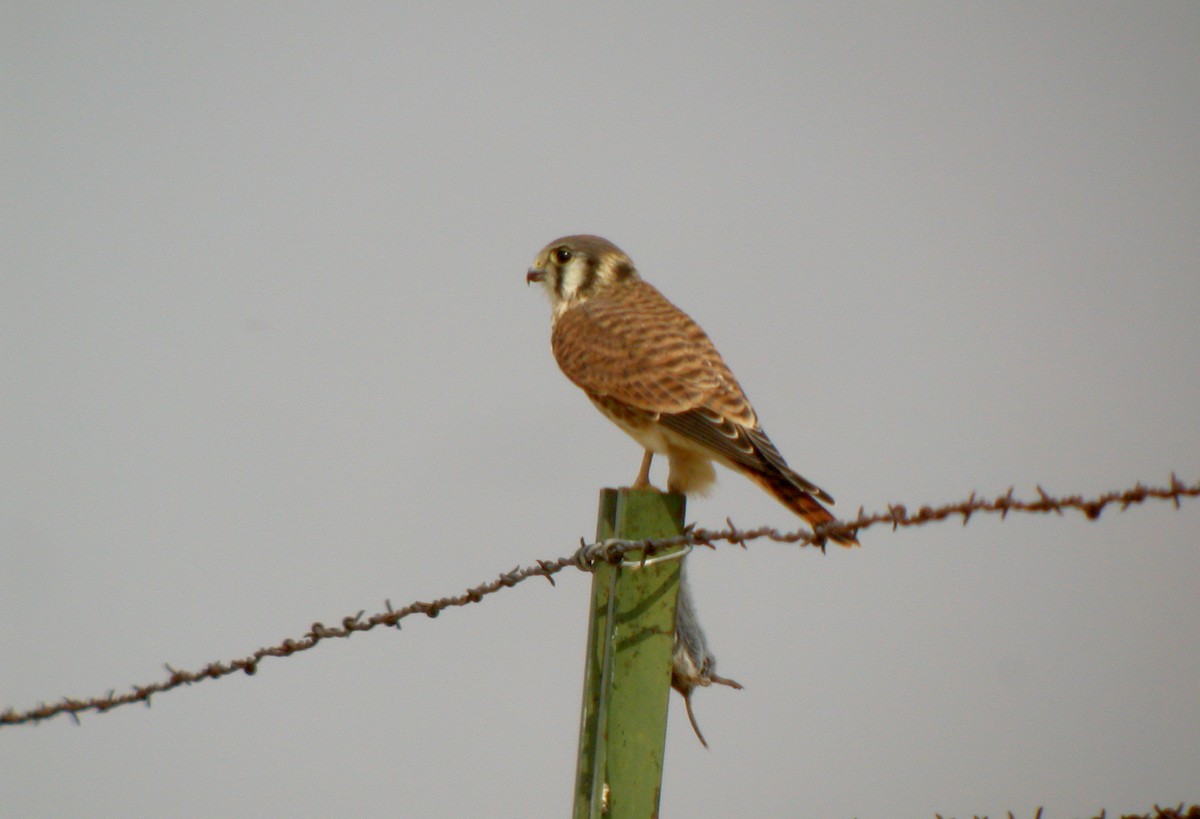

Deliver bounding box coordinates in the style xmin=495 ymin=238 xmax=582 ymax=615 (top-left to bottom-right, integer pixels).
xmin=2 ymin=475 xmax=1197 ymax=729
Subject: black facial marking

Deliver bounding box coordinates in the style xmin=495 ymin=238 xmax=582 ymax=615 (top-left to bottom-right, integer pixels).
xmin=580 ymin=254 xmax=598 ymax=295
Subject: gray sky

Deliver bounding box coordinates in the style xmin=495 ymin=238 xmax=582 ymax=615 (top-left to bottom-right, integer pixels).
xmin=4 ymin=4 xmax=1198 ymax=817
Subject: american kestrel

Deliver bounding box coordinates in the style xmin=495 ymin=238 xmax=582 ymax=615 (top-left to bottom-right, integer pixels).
xmin=527 ymin=234 xmax=856 ymax=547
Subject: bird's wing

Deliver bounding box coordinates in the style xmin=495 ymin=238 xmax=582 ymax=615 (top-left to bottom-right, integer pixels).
xmin=551 ymin=279 xmax=749 ymax=417
xmin=551 ymin=280 xmax=833 ymax=502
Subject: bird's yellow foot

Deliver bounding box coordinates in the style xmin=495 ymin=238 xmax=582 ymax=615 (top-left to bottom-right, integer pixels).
xmin=628 ymin=449 xmax=657 ymax=490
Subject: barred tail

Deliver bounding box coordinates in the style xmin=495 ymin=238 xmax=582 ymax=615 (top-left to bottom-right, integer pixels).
xmin=744 ymin=468 xmax=859 ymax=548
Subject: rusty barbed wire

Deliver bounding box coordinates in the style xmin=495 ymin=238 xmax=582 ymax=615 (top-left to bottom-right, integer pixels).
xmin=3 ymin=475 xmax=1197 ymax=729
xmin=934 ymin=804 xmax=1200 ymax=819
xmin=586 ymin=472 xmax=1200 ymax=560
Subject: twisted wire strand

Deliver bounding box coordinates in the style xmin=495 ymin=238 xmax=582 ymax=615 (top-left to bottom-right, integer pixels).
xmin=3 ymin=475 xmax=1196 ymax=728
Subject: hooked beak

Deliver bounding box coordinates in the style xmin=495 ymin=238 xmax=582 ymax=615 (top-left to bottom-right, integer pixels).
xmin=526 ymin=267 xmax=546 ymax=286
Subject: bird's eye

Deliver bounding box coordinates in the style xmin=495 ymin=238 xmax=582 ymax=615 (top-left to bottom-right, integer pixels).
xmin=554 ymin=247 xmax=572 ymax=264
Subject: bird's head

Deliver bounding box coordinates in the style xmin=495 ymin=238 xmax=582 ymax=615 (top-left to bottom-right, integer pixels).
xmin=526 ymin=234 xmax=639 ymax=316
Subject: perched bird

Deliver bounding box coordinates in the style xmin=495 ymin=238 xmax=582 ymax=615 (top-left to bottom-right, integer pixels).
xmin=526 ymin=234 xmax=856 ymax=547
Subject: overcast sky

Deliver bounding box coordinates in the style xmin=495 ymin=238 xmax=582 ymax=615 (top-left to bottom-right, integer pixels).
xmin=3 ymin=4 xmax=1198 ymax=817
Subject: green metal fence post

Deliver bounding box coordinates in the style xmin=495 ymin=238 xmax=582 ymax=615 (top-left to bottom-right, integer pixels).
xmin=573 ymin=488 xmax=687 ymax=819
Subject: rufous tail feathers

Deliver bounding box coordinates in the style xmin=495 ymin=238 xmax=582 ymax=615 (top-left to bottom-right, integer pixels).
xmin=744 ymin=468 xmax=859 ymax=548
